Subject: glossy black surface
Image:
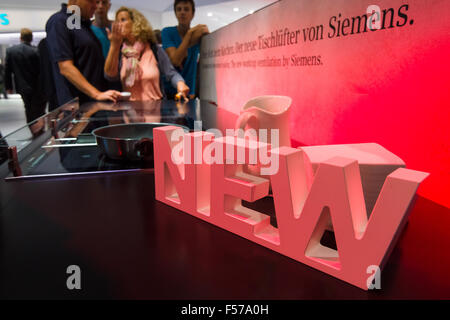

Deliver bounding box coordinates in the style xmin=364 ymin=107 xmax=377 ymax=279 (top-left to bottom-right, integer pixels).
xmin=1 ymin=171 xmax=449 ymax=299
xmin=1 ymin=100 xmax=449 ymax=299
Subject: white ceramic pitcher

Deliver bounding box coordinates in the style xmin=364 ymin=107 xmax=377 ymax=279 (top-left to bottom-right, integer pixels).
xmin=234 ymin=95 xmax=292 ymax=147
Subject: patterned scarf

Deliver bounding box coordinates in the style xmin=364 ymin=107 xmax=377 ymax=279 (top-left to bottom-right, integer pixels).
xmin=121 ymin=41 xmax=146 ymax=87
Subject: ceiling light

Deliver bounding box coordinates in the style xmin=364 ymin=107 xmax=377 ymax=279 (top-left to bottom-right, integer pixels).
xmin=233 ymin=7 xmax=239 ymax=12
xmin=207 ymin=12 xmax=213 ymax=17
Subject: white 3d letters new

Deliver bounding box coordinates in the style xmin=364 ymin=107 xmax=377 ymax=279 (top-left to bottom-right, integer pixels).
xmin=153 ymin=126 xmax=428 ymax=290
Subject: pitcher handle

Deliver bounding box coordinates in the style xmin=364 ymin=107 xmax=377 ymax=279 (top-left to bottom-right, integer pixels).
xmin=235 ymin=112 xmax=259 ymax=133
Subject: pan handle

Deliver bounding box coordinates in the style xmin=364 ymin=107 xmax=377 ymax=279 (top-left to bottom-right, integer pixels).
xmin=135 ymin=138 xmax=154 ymax=158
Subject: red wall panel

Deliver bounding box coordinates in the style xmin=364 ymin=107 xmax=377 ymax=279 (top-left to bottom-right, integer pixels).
xmin=199 ymin=0 xmax=450 ymax=207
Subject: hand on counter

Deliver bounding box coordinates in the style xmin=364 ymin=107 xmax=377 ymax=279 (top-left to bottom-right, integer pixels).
xmin=95 ymin=90 xmax=121 ymax=103
xmin=175 ymin=81 xmax=190 ymax=102
xmin=58 ymin=60 xmax=121 ymax=103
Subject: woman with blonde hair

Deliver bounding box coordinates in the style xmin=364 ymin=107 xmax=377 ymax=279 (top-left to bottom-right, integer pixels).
xmin=105 ymin=7 xmax=189 ymax=101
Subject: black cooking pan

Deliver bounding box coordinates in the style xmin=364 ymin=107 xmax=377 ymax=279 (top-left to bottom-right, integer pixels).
xmin=92 ymin=123 xmax=189 ymax=161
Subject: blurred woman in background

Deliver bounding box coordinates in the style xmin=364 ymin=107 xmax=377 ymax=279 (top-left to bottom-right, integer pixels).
xmin=105 ymin=7 xmax=189 ymax=101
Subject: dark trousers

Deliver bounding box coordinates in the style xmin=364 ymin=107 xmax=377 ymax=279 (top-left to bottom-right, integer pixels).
xmin=0 ymin=84 xmax=7 ymax=99
xmin=21 ymin=93 xmax=47 ymax=124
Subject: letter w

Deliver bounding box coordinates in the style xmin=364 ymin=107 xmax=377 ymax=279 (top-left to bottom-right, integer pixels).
xmin=270 ymin=147 xmax=428 ymax=290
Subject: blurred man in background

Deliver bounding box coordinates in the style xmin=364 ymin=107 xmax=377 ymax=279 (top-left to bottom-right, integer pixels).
xmin=91 ymin=0 xmax=121 ymax=91
xmin=5 ymin=28 xmax=46 ymax=123
xmin=0 ymin=58 xmax=7 ymax=99
xmin=46 ymin=0 xmax=120 ymax=106
xmin=162 ymin=0 xmax=209 ymax=99
xmin=91 ymin=0 xmax=114 ymax=58
xmin=38 ymin=38 xmax=59 ymax=111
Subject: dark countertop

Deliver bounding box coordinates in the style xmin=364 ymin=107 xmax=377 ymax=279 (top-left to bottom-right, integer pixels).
xmin=1 ymin=100 xmax=449 ymax=299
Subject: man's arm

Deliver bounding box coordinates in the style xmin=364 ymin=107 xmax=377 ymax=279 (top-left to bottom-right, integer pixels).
xmin=164 ymin=25 xmax=209 ymax=68
xmin=188 ymin=25 xmax=209 ymax=47
xmin=47 ymin=14 xmax=120 ymax=102
xmin=33 ymin=48 xmax=41 ymax=77
xmin=4 ymin=50 xmax=13 ymax=92
xmin=58 ymin=60 xmax=120 ymax=102
xmin=164 ymin=31 xmax=192 ymax=68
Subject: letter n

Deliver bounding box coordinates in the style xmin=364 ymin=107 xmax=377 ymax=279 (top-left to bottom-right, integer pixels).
xmin=153 ymin=126 xmax=214 ymax=216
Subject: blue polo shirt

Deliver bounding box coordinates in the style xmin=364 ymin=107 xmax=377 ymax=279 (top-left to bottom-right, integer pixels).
xmin=90 ymin=24 xmax=111 ymax=58
xmin=161 ymin=26 xmax=200 ymax=96
xmin=46 ymin=3 xmax=106 ymax=105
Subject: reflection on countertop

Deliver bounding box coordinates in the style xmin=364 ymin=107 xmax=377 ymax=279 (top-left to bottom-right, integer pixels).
xmin=0 ymin=98 xmax=227 ymax=179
